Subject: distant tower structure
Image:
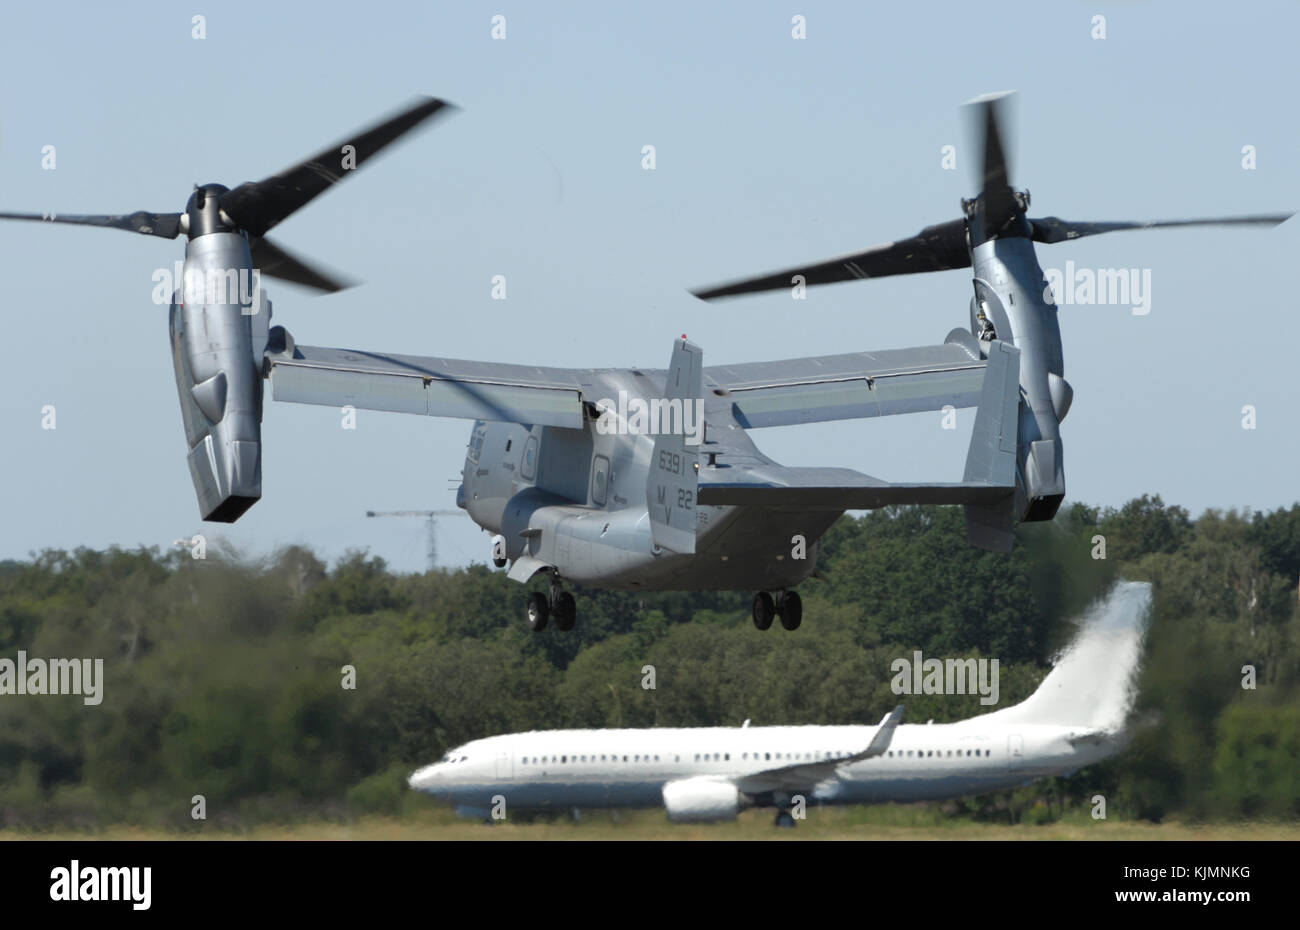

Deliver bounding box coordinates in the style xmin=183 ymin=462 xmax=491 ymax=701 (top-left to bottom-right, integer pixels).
xmin=364 ymin=510 xmax=462 ymax=570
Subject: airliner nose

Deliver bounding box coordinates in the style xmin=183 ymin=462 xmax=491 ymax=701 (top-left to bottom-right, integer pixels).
xmin=408 ymin=764 xmax=442 ymax=792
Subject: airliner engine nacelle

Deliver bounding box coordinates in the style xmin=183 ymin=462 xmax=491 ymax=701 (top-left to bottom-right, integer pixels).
xmin=662 ymin=777 xmax=743 ymax=823
xmin=168 ymin=221 xmax=270 ymax=523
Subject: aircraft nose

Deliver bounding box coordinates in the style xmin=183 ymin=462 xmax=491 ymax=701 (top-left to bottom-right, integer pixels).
xmin=408 ymin=764 xmax=443 ymax=792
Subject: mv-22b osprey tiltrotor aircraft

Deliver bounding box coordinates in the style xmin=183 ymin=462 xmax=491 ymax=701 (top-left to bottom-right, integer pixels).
xmin=2 ymin=94 xmax=1288 ymax=634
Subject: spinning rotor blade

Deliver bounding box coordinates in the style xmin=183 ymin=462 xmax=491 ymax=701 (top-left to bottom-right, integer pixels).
xmin=692 ymin=94 xmax=1019 ymax=301
xmin=969 ymin=92 xmax=1019 ymax=231
xmin=692 ymin=218 xmax=970 ymax=300
xmin=0 ymin=209 xmax=182 ymax=239
xmin=251 ymin=236 xmax=354 ymax=293
xmin=220 ymin=96 xmax=455 ymax=237
xmin=1030 ymin=213 xmax=1292 ymax=244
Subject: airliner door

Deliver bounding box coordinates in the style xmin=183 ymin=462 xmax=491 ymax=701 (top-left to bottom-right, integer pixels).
xmin=495 ymin=747 xmax=513 ymax=779
xmin=1007 ymin=734 xmax=1024 ymax=771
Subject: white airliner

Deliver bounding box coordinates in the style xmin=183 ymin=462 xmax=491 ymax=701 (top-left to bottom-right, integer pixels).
xmin=409 ymin=582 xmax=1149 ymax=825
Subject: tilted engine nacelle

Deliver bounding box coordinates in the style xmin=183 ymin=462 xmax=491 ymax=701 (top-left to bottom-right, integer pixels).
xmin=970 ymin=238 xmax=1069 ymax=524
xmin=168 ymin=231 xmax=270 ymax=522
xmin=662 ymin=777 xmax=744 ymax=823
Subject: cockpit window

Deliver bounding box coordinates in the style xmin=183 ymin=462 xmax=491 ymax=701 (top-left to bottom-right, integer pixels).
xmin=467 ymin=426 xmax=486 ymax=466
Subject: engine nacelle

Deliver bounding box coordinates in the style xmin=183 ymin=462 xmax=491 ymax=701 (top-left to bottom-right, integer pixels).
xmin=168 ymin=231 xmax=268 ymax=522
xmin=662 ymin=777 xmax=743 ymax=823
xmin=970 ymin=236 xmax=1068 ymax=525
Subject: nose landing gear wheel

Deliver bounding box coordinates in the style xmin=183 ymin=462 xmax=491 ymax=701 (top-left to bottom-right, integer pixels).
xmin=752 ymin=591 xmax=775 ymax=630
xmin=776 ymin=590 xmax=803 ymax=631
xmin=526 ymin=591 xmax=549 ymax=632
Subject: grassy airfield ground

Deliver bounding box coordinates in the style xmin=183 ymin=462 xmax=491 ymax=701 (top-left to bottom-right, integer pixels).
xmin=8 ymin=804 xmax=1299 ymax=840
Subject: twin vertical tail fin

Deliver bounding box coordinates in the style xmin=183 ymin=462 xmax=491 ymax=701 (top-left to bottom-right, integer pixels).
xmin=962 ymin=339 xmax=1021 ymax=552
xmin=646 ymin=338 xmax=704 ymax=554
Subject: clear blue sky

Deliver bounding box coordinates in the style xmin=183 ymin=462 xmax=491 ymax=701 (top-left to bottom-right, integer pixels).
xmin=2 ymin=0 xmax=1296 ymax=573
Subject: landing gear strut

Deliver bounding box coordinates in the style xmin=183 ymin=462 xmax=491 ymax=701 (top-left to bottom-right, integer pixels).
xmin=526 ymin=573 xmax=577 ymax=633
xmin=752 ymin=590 xmax=801 ymax=631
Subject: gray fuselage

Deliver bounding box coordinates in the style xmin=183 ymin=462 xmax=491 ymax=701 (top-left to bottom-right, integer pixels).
xmin=456 ymin=369 xmax=835 ymax=591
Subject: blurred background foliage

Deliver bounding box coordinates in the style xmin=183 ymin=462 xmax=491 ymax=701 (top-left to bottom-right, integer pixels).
xmin=0 ymin=494 xmax=1296 ymax=829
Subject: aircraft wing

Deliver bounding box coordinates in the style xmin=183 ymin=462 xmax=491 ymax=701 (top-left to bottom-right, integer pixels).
xmin=266 ymin=335 xmax=987 ymax=432
xmin=733 ymin=706 xmax=903 ymax=796
xmin=705 ymin=339 xmax=986 ymax=429
xmin=267 ymin=343 xmax=589 ymax=428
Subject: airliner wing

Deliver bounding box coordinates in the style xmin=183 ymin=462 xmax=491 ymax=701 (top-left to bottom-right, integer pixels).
xmin=734 ymin=706 xmax=903 ymax=795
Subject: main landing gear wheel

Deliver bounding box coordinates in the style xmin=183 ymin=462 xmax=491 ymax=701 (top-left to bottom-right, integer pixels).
xmin=774 ymin=810 xmax=796 ymax=829
xmin=526 ymin=591 xmax=549 ymax=632
xmin=752 ymin=591 xmax=775 ymax=630
xmin=552 ymin=591 xmax=577 ymax=632
xmin=777 ymin=591 xmax=803 ymax=631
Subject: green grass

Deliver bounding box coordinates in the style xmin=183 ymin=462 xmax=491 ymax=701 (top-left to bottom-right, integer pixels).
xmin=7 ymin=804 xmax=1298 ymax=841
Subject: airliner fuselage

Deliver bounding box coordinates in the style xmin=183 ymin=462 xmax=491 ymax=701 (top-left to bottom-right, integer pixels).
xmin=410 ymin=720 xmax=1115 ymax=817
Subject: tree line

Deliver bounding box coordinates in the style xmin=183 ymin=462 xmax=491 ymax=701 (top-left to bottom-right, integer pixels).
xmin=0 ymin=494 xmax=1296 ymax=829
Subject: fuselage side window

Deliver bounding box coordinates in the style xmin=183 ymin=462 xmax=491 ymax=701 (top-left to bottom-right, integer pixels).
xmin=521 ymin=434 xmax=539 ymax=481
xmin=591 ymin=454 xmax=611 ymax=507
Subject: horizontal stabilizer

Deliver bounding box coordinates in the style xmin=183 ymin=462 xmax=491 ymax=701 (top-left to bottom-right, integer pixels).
xmin=698 ymin=478 xmax=1012 ymax=509
xmin=698 ymin=343 xmax=1020 ymax=517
